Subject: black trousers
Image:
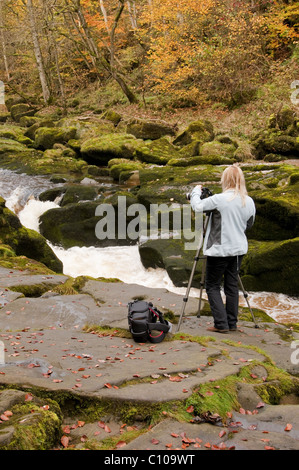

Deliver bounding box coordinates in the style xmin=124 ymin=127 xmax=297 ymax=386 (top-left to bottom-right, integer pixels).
xmin=205 ymin=255 xmax=243 ymax=330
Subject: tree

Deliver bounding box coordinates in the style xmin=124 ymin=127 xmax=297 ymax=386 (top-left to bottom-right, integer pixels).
xmin=0 ymin=0 xmax=10 ymax=81
xmin=24 ymin=0 xmax=51 ymax=103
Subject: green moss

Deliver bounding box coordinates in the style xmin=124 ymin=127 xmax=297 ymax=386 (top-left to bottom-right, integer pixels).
xmin=173 ymin=120 xmax=214 ymax=147
xmin=9 ymin=283 xmax=52 ymax=297
xmin=0 ymin=401 xmax=62 ymax=450
xmin=34 ymin=126 xmax=77 ymax=150
xmin=241 ymin=238 xmax=299 ymax=296
xmin=81 ymin=133 xmax=141 ymax=165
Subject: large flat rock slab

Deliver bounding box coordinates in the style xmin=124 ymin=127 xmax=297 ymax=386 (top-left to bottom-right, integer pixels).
xmin=0 ymin=294 xmax=107 ymax=330
xmin=0 ymin=267 xmax=68 ymax=288
xmin=0 ymin=327 xmax=265 ymax=400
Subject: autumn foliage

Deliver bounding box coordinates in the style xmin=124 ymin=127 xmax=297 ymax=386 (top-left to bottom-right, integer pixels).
xmin=0 ymin=0 xmax=298 ymax=107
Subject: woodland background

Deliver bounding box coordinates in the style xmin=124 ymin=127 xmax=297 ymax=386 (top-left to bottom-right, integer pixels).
xmin=0 ymin=0 xmax=298 ymax=126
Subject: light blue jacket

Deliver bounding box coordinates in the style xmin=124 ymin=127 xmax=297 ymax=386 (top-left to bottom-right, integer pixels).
xmin=190 ymin=187 xmax=256 ymax=257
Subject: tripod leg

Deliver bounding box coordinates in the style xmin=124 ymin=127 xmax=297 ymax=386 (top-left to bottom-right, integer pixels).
xmin=177 ymin=214 xmax=210 ymax=332
xmin=176 ymin=248 xmax=201 ymax=332
xmin=238 ymin=275 xmax=259 ymax=328
xmin=197 ymin=256 xmax=206 ymax=318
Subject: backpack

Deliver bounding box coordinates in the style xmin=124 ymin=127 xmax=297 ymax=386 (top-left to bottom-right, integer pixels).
xmin=128 ymin=300 xmax=172 ymax=343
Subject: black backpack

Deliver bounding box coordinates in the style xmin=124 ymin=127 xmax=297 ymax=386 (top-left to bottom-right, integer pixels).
xmin=128 ymin=300 xmax=172 ymax=343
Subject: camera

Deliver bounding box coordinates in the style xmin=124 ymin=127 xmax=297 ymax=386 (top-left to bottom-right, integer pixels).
xmin=186 ymin=187 xmax=213 ymax=201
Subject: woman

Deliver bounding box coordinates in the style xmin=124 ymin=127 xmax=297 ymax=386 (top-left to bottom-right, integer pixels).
xmin=190 ymin=165 xmax=256 ymax=333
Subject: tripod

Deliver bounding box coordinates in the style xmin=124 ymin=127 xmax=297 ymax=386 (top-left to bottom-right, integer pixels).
xmin=177 ymin=213 xmax=259 ymax=332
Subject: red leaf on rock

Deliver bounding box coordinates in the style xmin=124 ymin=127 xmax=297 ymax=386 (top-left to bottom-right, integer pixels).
xmin=151 ymin=438 xmax=159 ymax=445
xmin=116 ymin=441 xmax=126 ymax=449
xmin=285 ymin=423 xmax=292 ymax=431
xmin=61 ymin=435 xmax=69 ymax=448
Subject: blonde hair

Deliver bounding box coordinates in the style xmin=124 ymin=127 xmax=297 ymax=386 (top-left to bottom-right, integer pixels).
xmin=221 ymin=164 xmax=248 ymax=206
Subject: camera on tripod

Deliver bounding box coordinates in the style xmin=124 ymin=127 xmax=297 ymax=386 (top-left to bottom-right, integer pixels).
xmin=186 ymin=187 xmax=213 ymax=201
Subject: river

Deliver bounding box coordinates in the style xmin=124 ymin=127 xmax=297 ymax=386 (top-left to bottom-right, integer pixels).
xmin=0 ymin=169 xmax=298 ymax=324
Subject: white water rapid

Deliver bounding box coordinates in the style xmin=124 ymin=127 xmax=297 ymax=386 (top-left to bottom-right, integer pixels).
xmin=0 ymin=169 xmax=298 ymax=324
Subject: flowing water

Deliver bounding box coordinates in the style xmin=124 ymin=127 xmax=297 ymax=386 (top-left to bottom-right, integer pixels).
xmin=0 ymin=169 xmax=298 ymax=324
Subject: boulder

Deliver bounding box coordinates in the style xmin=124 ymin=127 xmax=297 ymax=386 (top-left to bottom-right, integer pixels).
xmin=139 ymin=237 xmax=203 ymax=288
xmin=34 ymin=126 xmax=77 ymax=150
xmin=200 ymin=140 xmax=238 ymax=163
xmin=135 ymin=137 xmax=181 ymax=165
xmin=107 ymin=158 xmax=143 ymax=182
xmin=0 ymin=138 xmax=31 ymax=155
xmin=80 ymin=133 xmax=141 ymax=165
xmin=268 ymin=106 xmax=297 ymax=132
xmin=173 ymin=120 xmax=214 ymax=147
xmin=241 ymin=238 xmax=299 ymax=296
xmin=39 ymin=194 xmax=140 ymax=249
xmin=10 ymin=103 xmax=37 ymax=123
xmin=0 ymin=389 xmax=62 ymax=450
xmin=253 ymin=132 xmax=299 ymax=159
xmin=24 ymin=120 xmax=56 ymax=140
xmin=127 ymin=118 xmax=176 ymax=140
xmin=60 ymin=184 xmax=99 ymax=206
xmin=0 ymin=197 xmax=63 ymax=273
xmin=0 ymin=112 xmax=10 ymax=123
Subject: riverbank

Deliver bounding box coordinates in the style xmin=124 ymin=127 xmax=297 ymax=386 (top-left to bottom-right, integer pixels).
xmin=0 ymin=265 xmax=299 ymax=450
xmin=0 ymin=99 xmax=299 ymax=450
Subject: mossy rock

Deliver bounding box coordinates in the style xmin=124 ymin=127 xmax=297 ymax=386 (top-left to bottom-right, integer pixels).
xmin=103 ymin=109 xmax=122 ymax=126
xmin=34 ymin=126 xmax=77 ymax=150
xmin=127 ymin=118 xmax=176 ymax=140
xmin=39 ymin=197 xmax=140 ymax=249
xmin=0 ymin=112 xmax=10 ymax=123
xmin=0 ymin=199 xmax=63 ymax=273
xmin=19 ymin=115 xmax=40 ymax=128
xmin=268 ymin=107 xmax=296 ymax=131
xmin=60 ymin=184 xmax=98 ymax=206
xmin=10 ymin=103 xmax=37 ymax=123
xmin=0 ymin=389 xmax=62 ymax=450
xmin=241 ymin=238 xmax=299 ymax=296
xmin=173 ymin=120 xmax=214 ymax=147
xmin=24 ymin=120 xmax=56 ymax=140
xmin=108 ymin=159 xmax=143 ymax=181
xmin=39 ymin=187 xmax=66 ymax=202
xmin=0 ymin=243 xmax=15 ymax=257
xmin=200 ymin=140 xmax=238 ymax=161
xmin=80 ymin=133 xmax=142 ymax=165
xmin=0 ymin=138 xmax=31 ymax=155
xmin=246 ymin=184 xmax=299 ymax=241
xmin=167 ymin=156 xmax=203 ymax=167
xmin=139 ymin=237 xmax=203 ymax=288
xmin=135 ymin=137 xmax=181 ymax=165
xmin=252 ymin=130 xmax=299 ymax=159
xmin=0 ymin=125 xmax=25 ymax=141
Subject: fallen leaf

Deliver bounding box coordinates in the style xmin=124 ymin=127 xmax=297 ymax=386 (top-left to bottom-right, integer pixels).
xmin=151 ymin=438 xmax=159 ymax=445
xmin=61 ymin=435 xmax=69 ymax=448
xmin=285 ymin=423 xmax=292 ymax=431
xmin=116 ymin=441 xmax=126 ymax=449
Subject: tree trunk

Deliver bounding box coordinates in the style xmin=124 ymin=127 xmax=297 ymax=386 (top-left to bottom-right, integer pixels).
xmin=109 ymin=0 xmax=138 ymax=104
xmin=0 ymin=0 xmax=10 ymax=80
xmin=26 ymin=0 xmax=51 ymax=104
